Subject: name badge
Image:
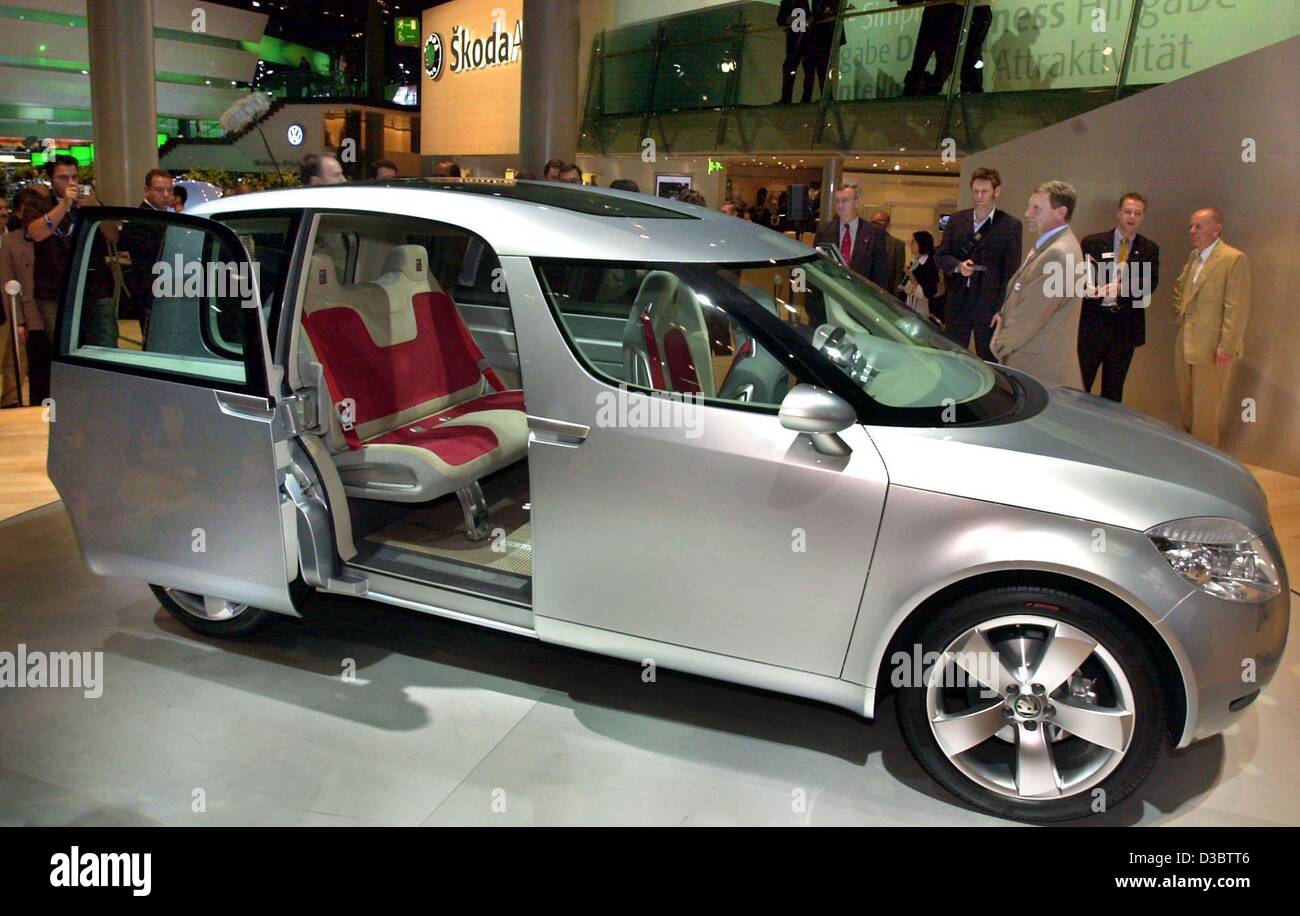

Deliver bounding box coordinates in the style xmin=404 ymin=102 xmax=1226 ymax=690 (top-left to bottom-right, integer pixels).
xmin=1013 ymin=282 xmax=1022 ymax=292
xmin=1102 ymin=251 xmax=1114 ymax=259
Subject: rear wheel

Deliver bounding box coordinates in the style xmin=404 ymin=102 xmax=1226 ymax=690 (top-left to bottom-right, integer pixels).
xmin=150 ymin=583 xmax=300 ymax=638
xmin=895 ymin=586 xmax=1167 ymax=821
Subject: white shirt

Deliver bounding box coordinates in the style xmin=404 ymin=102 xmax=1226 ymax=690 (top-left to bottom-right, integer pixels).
xmin=973 ymin=206 xmax=995 ymax=235
xmin=1193 ymin=238 xmax=1219 ymax=283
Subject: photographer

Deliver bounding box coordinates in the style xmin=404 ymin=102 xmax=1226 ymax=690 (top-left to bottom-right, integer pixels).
xmin=23 ymin=155 xmax=106 ymax=378
xmin=935 ymin=167 xmax=1021 ymax=359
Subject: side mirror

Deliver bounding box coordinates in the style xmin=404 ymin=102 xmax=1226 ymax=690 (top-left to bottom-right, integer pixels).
xmin=779 ymin=384 xmax=855 ymax=457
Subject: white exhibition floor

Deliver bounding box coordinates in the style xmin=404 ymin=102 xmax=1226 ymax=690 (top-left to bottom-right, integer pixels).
xmin=1 ymin=502 xmax=1296 ymax=827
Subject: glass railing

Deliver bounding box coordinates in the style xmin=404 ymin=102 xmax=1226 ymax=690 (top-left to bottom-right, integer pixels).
xmin=256 ymin=72 xmax=417 ymax=107
xmin=579 ymin=0 xmax=1300 ymax=155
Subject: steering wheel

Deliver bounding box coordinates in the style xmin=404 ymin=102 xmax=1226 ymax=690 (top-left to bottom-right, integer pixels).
xmin=813 ymin=323 xmax=878 ymax=388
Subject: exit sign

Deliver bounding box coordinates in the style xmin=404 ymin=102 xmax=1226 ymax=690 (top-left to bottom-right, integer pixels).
xmin=707 ymin=159 xmax=723 ymax=174
xmin=395 ymin=17 xmax=419 ymax=46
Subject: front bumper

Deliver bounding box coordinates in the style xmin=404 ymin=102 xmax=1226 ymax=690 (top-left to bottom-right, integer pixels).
xmin=1161 ymin=532 xmax=1290 ymax=746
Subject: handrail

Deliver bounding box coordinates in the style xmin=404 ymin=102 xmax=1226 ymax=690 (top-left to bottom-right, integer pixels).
xmin=1114 ymin=0 xmax=1146 ymax=101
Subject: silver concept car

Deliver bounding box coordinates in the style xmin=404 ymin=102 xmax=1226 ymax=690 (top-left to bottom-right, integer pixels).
xmin=48 ymin=180 xmax=1288 ymax=821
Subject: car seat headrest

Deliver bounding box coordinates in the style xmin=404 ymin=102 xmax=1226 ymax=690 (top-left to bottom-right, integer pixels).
xmin=380 ymin=244 xmax=429 ymax=283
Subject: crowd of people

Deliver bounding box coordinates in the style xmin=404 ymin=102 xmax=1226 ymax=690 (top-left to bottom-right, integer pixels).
xmin=1 ymin=158 xmax=188 ymax=407
xmin=926 ymin=167 xmax=1249 ymax=447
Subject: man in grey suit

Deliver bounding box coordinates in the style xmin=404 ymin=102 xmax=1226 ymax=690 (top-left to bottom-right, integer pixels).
xmin=991 ymin=180 xmax=1084 ymax=388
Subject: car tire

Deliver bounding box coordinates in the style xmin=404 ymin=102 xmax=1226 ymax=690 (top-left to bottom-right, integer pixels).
xmin=895 ymin=585 xmax=1167 ymax=822
xmin=150 ymin=581 xmax=310 ymax=639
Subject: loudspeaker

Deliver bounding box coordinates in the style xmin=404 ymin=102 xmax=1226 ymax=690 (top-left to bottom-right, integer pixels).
xmin=788 ymin=184 xmax=811 ymax=221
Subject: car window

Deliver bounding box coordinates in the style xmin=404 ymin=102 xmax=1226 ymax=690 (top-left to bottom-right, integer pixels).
xmin=62 ymin=213 xmax=257 ymax=386
xmin=538 ymin=256 xmax=1022 ymax=424
xmin=210 ymin=212 xmax=302 ymax=347
xmin=537 ymin=262 xmax=797 ymax=409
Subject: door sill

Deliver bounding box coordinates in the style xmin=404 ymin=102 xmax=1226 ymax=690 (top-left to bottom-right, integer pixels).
xmin=350 ymin=537 xmax=532 ymax=608
xmin=336 ymin=566 xmax=535 ymax=636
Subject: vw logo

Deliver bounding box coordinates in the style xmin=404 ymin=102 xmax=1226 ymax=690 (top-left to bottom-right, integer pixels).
xmin=424 ymin=32 xmax=444 ymax=81
xmin=286 ymin=123 xmax=305 ymax=147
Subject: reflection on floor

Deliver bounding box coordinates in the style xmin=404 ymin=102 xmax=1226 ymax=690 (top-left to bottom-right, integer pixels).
xmin=1 ymin=502 xmax=1296 ymax=826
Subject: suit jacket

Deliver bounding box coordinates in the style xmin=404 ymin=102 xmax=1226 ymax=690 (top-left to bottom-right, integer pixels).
xmin=935 ymin=207 xmax=1022 ymax=319
xmin=0 ymin=231 xmax=40 ymax=330
xmin=882 ymin=232 xmax=906 ymax=295
xmin=816 ymin=216 xmax=890 ymax=288
xmin=1079 ymin=230 xmax=1159 ymax=349
xmin=992 ymin=226 xmax=1084 ymax=389
xmin=1171 ymin=240 xmax=1250 ymax=365
xmin=777 ymin=0 xmax=812 ymax=30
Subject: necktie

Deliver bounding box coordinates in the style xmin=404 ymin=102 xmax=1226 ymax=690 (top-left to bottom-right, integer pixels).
xmin=841 ymin=224 xmax=851 ymax=263
xmin=1118 ymin=237 xmax=1130 ymax=263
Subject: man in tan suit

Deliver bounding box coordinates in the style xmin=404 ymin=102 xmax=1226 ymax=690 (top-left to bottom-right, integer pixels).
xmin=991 ymin=180 xmax=1084 ymax=388
xmin=1171 ymin=207 xmax=1249 ymax=447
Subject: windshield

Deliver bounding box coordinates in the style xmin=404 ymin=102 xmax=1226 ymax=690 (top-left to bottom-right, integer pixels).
xmin=709 ymin=255 xmax=1010 ymax=411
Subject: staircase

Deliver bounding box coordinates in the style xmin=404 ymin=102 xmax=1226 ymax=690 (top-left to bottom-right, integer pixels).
xmin=159 ymin=98 xmax=288 ymax=164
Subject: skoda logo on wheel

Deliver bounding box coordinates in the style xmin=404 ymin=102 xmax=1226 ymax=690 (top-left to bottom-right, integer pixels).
xmin=424 ymin=32 xmax=444 ymax=81
xmin=1014 ymin=695 xmax=1040 ymax=718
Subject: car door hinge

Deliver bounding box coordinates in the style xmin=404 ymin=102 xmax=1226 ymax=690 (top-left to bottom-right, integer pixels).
xmin=274 ymin=392 xmax=319 ymax=439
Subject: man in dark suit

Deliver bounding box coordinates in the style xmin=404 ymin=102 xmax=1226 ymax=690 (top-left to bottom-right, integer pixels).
xmin=816 ymin=184 xmax=890 ymax=288
xmin=1078 ymin=192 xmax=1159 ymax=402
xmin=935 ymin=166 xmax=1022 ymax=361
xmin=776 ymin=0 xmax=813 ymax=104
xmin=124 ymin=169 xmax=177 ymax=345
xmin=869 ymin=209 xmax=907 ymax=296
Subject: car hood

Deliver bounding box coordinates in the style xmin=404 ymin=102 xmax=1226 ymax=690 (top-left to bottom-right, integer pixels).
xmin=865 ymin=376 xmax=1272 ymax=534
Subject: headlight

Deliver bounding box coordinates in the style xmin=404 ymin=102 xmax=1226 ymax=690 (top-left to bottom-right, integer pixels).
xmin=1146 ymin=517 xmax=1282 ymax=602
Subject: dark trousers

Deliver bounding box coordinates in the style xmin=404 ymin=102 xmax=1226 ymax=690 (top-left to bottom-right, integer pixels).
xmin=804 ymin=50 xmax=831 ymax=100
xmin=26 ymin=330 xmax=52 ymax=405
xmin=929 ymin=292 xmax=947 ymax=326
xmin=1078 ymin=326 xmax=1135 ymax=402
xmin=780 ymin=34 xmax=806 ymax=103
xmin=945 ymin=298 xmax=996 ymax=362
xmin=904 ymin=2 xmax=993 ymax=95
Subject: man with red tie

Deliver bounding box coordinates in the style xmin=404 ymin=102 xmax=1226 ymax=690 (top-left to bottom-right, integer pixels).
xmin=815 ymin=184 xmax=890 ymax=289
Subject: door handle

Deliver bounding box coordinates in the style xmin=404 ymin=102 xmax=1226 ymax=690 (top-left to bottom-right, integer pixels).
xmin=527 ymin=415 xmax=590 ymax=447
xmin=214 ymin=390 xmax=274 ymax=421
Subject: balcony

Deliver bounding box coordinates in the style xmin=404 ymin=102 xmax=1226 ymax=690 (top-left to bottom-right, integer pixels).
xmin=579 ymin=0 xmax=1300 ymax=156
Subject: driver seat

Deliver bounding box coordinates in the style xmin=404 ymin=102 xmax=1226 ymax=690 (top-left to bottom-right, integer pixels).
xmin=621 ymin=270 xmax=715 ymax=396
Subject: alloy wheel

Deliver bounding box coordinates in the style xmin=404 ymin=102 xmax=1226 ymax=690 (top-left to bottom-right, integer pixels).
xmin=924 ymin=614 xmax=1136 ymax=801
xmin=163 ymin=588 xmax=250 ymax=622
